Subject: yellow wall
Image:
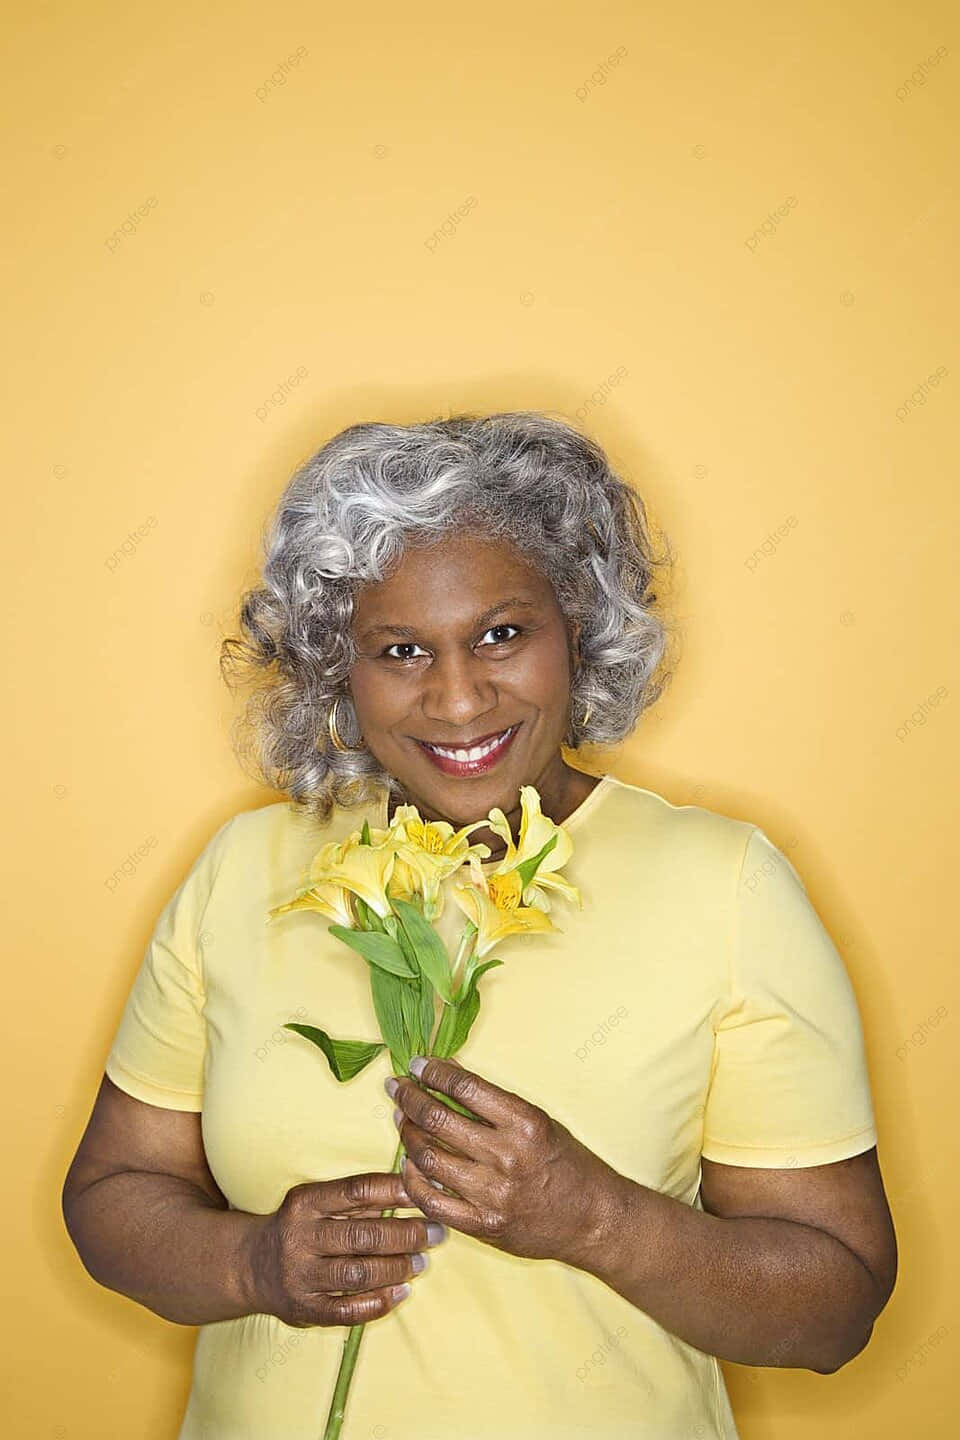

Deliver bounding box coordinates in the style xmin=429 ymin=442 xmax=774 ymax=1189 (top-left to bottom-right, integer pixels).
xmin=7 ymin=1 xmax=956 ymax=1434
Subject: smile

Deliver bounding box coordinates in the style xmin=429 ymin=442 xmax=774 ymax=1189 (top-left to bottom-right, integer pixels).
xmin=414 ymin=724 xmax=521 ymax=775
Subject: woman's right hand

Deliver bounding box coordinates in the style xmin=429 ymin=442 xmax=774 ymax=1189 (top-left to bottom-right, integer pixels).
xmin=243 ymin=1171 xmax=447 ymax=1327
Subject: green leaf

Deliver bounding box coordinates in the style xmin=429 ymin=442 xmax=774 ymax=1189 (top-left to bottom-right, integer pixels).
xmin=390 ymin=912 xmax=420 ymax=972
xmin=328 ymin=924 xmax=418 ymax=979
xmin=353 ymin=897 xmax=369 ymax=930
xmin=463 ymin=955 xmax=503 ymax=1001
xmin=418 ymin=975 xmax=437 ymax=1052
xmin=283 ymin=1024 xmax=385 ymax=1080
xmin=399 ymin=977 xmax=425 ymax=1058
xmin=354 ymin=896 xmax=384 ymax=931
xmin=515 ymin=832 xmax=558 ymax=890
xmin=360 ymin=819 xmax=372 ymax=845
xmin=390 ymin=898 xmax=455 ymax=1003
xmin=369 ymin=965 xmax=410 ymax=1073
xmin=433 ymin=958 xmax=503 ymax=1057
xmin=447 ymin=958 xmax=502 ymax=1054
xmin=431 ymin=998 xmax=459 ymax=1056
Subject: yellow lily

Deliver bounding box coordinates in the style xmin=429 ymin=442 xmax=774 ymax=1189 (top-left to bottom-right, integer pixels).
xmin=385 ymin=805 xmax=492 ymax=921
xmin=303 ymin=828 xmax=399 ymax=920
xmin=267 ymin=838 xmax=357 ymax=926
xmin=386 ymin=805 xmax=493 ymax=861
xmin=267 ymin=880 xmax=355 ymax=928
xmin=485 ymin=785 xmax=582 ymax=913
xmin=451 ymin=853 xmax=557 ymax=959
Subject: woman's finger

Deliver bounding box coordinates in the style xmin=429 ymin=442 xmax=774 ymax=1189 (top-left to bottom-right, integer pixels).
xmin=400 ymin=1150 xmax=486 ymax=1235
xmin=311 ymin=1172 xmax=413 ymax=1214
xmin=400 ymin=1055 xmax=525 ymax=1128
xmin=389 ymin=1075 xmax=498 ymax=1165
xmin=395 ymin=1113 xmax=483 ymax=1199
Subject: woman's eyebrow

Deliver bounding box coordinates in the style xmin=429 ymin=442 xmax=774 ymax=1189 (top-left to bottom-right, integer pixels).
xmin=359 ymin=597 xmax=539 ymax=641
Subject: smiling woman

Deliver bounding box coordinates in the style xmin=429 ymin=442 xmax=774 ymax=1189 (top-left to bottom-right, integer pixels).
xmin=63 ymin=410 xmax=896 ymax=1440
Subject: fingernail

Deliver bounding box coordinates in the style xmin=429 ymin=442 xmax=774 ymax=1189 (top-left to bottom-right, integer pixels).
xmin=394 ymin=1282 xmax=412 ymax=1301
xmin=392 ymin=1106 xmax=403 ymax=1127
xmin=409 ymin=1055 xmax=426 ymax=1078
xmin=383 ymin=1076 xmax=399 ymax=1098
xmin=426 ymin=1222 xmax=448 ymax=1244
xmin=411 ymin=1251 xmax=428 ymax=1273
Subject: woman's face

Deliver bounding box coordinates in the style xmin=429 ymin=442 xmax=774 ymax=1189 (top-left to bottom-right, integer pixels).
xmin=348 ymin=530 xmax=582 ymax=855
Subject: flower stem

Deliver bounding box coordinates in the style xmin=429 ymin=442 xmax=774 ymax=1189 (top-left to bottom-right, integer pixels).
xmin=451 ymin=922 xmax=477 ymax=996
xmin=321 ymin=1136 xmax=405 ymax=1440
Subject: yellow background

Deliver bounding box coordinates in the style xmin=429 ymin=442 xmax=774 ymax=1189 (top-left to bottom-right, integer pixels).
xmin=4 ymin=0 xmax=957 ymax=1435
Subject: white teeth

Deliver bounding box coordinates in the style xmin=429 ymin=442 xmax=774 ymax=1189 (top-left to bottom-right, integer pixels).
xmin=426 ymin=727 xmax=512 ymax=762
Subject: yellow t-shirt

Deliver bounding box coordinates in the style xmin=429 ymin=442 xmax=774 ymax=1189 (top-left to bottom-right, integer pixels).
xmin=103 ymin=770 xmax=878 ymax=1440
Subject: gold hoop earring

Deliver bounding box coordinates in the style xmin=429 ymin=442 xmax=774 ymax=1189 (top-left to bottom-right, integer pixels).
xmin=327 ymin=694 xmax=361 ymax=753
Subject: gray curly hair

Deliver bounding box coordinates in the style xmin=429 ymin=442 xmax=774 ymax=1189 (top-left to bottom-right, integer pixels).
xmin=220 ymin=410 xmax=676 ymax=824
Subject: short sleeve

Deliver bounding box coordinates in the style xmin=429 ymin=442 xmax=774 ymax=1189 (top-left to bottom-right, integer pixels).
xmin=701 ymin=826 xmax=878 ymax=1168
xmin=104 ymin=815 xmax=237 ymax=1111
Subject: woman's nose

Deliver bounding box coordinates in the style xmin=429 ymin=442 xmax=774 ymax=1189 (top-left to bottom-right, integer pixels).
xmin=419 ymin=650 xmax=498 ymax=729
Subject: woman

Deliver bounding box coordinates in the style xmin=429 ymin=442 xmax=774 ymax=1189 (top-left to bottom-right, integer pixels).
xmin=62 ymin=411 xmax=897 ymax=1439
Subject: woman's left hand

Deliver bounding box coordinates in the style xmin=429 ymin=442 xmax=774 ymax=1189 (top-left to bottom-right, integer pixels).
xmin=385 ymin=1055 xmax=621 ymax=1267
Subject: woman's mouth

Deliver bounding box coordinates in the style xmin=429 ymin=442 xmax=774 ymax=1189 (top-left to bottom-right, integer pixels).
xmin=414 ymin=723 xmax=521 ymax=776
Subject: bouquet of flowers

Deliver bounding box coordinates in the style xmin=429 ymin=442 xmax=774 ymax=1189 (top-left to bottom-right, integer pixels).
xmin=266 ymin=784 xmax=582 ymax=1440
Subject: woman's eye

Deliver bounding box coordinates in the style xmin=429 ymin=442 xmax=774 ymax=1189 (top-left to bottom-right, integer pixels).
xmin=383 ymin=642 xmax=428 ymax=663
xmin=481 ymin=624 xmax=521 ymax=645
xmin=382 ymin=625 xmax=520 ymax=664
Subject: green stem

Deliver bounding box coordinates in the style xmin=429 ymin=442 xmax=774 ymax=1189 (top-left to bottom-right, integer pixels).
xmin=321 ymin=1135 xmax=406 ymax=1440
xmin=451 ymin=921 xmax=478 ymax=997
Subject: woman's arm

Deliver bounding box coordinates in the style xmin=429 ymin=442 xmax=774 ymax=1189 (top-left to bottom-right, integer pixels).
xmin=61 ymin=1076 xmax=261 ymax=1324
xmin=63 ymin=1075 xmax=439 ymax=1328
xmin=566 ymin=1147 xmax=898 ymax=1373
xmin=389 ymin=1056 xmax=897 ymax=1375
xmin=64 ymin=1169 xmax=262 ymax=1324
